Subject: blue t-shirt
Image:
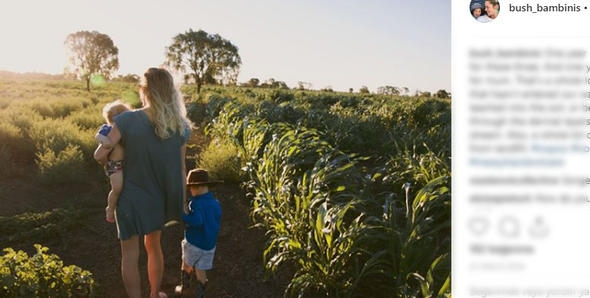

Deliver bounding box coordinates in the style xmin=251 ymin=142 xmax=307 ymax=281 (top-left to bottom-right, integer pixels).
xmin=183 ymin=192 xmax=222 ymax=250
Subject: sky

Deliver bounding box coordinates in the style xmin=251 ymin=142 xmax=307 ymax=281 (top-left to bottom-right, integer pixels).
xmin=0 ymin=0 xmax=450 ymax=93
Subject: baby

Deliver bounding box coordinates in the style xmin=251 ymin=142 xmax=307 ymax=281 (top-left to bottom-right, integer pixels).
xmin=471 ymin=2 xmax=483 ymax=18
xmin=94 ymin=100 xmax=131 ymax=223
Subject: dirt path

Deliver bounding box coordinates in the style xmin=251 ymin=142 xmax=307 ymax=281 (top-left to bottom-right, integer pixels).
xmin=46 ymin=183 xmax=289 ymax=298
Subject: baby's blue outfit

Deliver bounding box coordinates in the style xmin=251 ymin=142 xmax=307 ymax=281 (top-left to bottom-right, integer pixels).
xmin=98 ymin=124 xmax=112 ymax=136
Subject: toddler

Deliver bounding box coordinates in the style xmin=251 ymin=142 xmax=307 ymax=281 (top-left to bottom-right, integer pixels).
xmin=94 ymin=100 xmax=131 ymax=223
xmin=175 ymin=168 xmax=222 ymax=298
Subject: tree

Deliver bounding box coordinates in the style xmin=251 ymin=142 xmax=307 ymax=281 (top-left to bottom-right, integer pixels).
xmin=246 ymin=77 xmax=260 ymax=87
xmin=359 ymin=86 xmax=370 ymax=94
xmin=377 ymin=85 xmax=400 ymax=96
xmin=113 ymin=74 xmax=140 ymax=83
xmin=166 ymin=29 xmax=241 ymax=93
xmin=64 ymin=31 xmax=119 ymax=91
xmin=415 ymin=90 xmax=432 ymax=97
xmin=297 ymin=81 xmax=312 ymax=90
xmin=436 ymin=89 xmax=450 ymax=98
xmin=274 ymin=80 xmax=289 ymax=89
xmin=402 ymin=86 xmax=410 ymax=96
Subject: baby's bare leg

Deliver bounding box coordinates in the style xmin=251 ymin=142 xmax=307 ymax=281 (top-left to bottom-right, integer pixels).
xmin=106 ymin=171 xmax=123 ymax=223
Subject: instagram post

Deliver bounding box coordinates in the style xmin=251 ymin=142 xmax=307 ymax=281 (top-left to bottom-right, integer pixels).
xmin=455 ymin=0 xmax=590 ymax=297
xmin=0 ymin=1 xmax=451 ymax=297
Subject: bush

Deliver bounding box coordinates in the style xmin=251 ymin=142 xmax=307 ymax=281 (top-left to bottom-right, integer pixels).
xmin=68 ymin=108 xmax=104 ymax=130
xmin=186 ymin=101 xmax=208 ymax=127
xmin=197 ymin=139 xmax=242 ymax=183
xmin=0 ymin=122 xmax=35 ymax=163
xmin=30 ymin=97 xmax=85 ymax=119
xmin=28 ymin=118 xmax=96 ymax=163
xmin=5 ymin=107 xmax=42 ymax=134
xmin=0 ymin=244 xmax=96 ymax=297
xmin=36 ymin=144 xmax=87 ymax=185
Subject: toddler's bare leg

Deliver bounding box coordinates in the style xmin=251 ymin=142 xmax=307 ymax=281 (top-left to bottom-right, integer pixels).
xmin=181 ymin=260 xmax=194 ymax=274
xmin=106 ymin=171 xmax=123 ymax=223
xmin=175 ymin=260 xmax=194 ymax=296
xmin=195 ymin=269 xmax=207 ymax=285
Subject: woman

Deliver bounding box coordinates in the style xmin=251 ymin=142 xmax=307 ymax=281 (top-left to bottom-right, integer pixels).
xmin=95 ymin=67 xmax=192 ymax=298
xmin=477 ymin=0 xmax=500 ymax=23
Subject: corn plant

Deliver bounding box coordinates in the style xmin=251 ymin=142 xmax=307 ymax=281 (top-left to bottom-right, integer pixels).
xmin=205 ymin=102 xmax=269 ymax=173
xmin=252 ymin=149 xmax=370 ymax=297
xmin=355 ymin=176 xmax=451 ymax=298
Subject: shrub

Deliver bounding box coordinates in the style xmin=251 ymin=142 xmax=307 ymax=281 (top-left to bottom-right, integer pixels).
xmin=120 ymin=89 xmax=140 ymax=108
xmin=30 ymin=97 xmax=84 ymax=119
xmin=197 ymin=139 xmax=242 ymax=183
xmin=28 ymin=118 xmax=96 ymax=163
xmin=186 ymin=101 xmax=208 ymax=127
xmin=36 ymin=144 xmax=87 ymax=185
xmin=68 ymin=108 xmax=104 ymax=130
xmin=0 ymin=244 xmax=96 ymax=297
xmin=5 ymin=107 xmax=42 ymax=134
xmin=0 ymin=121 xmax=35 ymax=163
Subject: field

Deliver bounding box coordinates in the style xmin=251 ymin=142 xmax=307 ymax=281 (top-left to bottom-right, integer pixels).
xmin=0 ymin=73 xmax=450 ymax=297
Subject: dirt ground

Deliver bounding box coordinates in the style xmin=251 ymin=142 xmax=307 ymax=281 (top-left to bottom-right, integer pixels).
xmin=0 ymin=130 xmax=292 ymax=297
xmin=80 ymin=184 xmax=291 ymax=298
xmin=1 ymin=179 xmax=291 ymax=297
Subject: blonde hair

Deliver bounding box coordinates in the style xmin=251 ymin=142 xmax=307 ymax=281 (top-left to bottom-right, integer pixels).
xmin=140 ymin=67 xmax=191 ymax=139
xmin=102 ymin=100 xmax=131 ymax=124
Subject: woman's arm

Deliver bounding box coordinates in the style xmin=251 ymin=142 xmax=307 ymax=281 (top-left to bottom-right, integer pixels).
xmin=93 ymin=124 xmax=122 ymax=163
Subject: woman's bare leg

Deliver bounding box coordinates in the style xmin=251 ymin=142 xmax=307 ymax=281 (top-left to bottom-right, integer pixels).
xmin=145 ymin=230 xmax=164 ymax=298
xmin=120 ymin=235 xmax=141 ymax=298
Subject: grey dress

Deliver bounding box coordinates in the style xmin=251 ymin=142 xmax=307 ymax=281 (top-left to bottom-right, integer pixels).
xmin=114 ymin=109 xmax=190 ymax=240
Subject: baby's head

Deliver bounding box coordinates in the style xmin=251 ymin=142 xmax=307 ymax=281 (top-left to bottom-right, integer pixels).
xmin=471 ymin=2 xmax=483 ymax=18
xmin=472 ymin=7 xmax=482 ymax=17
xmin=102 ymin=100 xmax=131 ymax=124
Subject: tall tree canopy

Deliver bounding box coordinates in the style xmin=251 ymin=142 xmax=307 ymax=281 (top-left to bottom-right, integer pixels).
xmin=166 ymin=29 xmax=241 ymax=93
xmin=64 ymin=31 xmax=119 ymax=91
xmin=436 ymin=89 xmax=451 ymax=98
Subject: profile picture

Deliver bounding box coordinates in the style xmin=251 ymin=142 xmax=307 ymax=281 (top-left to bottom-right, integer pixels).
xmin=470 ymin=0 xmax=500 ymax=23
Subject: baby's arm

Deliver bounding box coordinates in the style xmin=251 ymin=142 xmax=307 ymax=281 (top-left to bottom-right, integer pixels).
xmin=94 ymin=124 xmax=122 ymax=163
xmin=95 ymin=124 xmax=113 ymax=147
xmin=93 ymin=145 xmax=107 ymax=165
